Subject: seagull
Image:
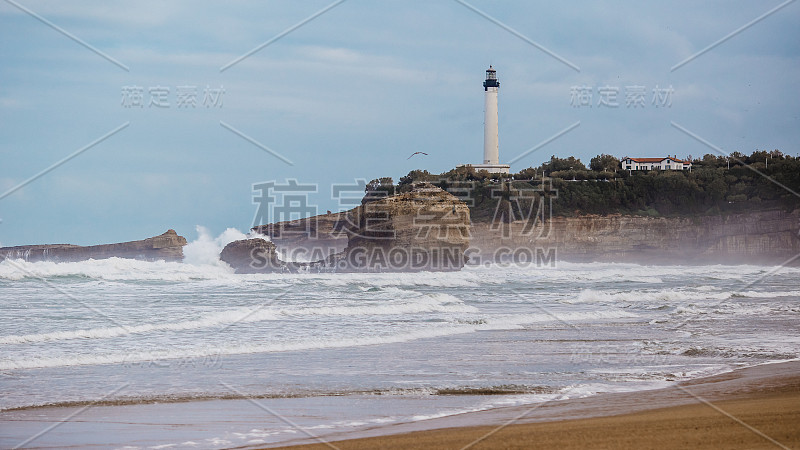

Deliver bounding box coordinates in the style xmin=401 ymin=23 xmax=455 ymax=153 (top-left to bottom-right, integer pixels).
xmin=407 ymin=151 xmax=428 ymax=160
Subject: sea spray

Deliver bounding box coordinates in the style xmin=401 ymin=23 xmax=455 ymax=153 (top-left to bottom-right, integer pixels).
xmin=183 ymin=226 xmax=251 ymax=266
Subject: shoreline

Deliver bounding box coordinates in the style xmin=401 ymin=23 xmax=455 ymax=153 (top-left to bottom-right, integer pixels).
xmin=268 ymin=360 xmax=800 ymax=449
xmin=1 ymin=361 xmax=797 ymax=449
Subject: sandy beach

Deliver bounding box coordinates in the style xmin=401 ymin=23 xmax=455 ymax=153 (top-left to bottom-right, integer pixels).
xmin=272 ymin=360 xmax=800 ymax=449
xmin=2 ymin=352 xmax=797 ymax=449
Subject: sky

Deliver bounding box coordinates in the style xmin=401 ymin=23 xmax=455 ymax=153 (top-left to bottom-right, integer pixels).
xmin=1 ymin=0 xmax=798 ymax=246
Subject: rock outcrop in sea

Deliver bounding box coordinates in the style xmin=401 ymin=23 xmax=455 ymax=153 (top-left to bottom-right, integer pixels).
xmin=218 ymin=237 xmax=304 ymax=274
xmin=221 ymin=184 xmax=471 ymax=273
xmin=0 ymin=229 xmax=188 ymax=263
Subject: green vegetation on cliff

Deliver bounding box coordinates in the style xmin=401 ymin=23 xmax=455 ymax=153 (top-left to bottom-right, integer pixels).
xmin=372 ymin=150 xmax=799 ymax=221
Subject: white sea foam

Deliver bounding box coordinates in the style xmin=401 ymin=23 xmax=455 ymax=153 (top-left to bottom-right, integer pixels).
xmin=562 ymin=380 xmax=675 ymax=399
xmin=570 ymin=288 xmax=730 ymax=305
xmin=183 ymin=226 xmax=251 ymax=267
xmin=0 ymin=307 xmax=277 ymax=345
xmin=0 ymin=254 xmax=481 ymax=287
xmin=567 ymin=288 xmax=800 ymax=318
xmin=472 ymin=309 xmax=639 ymax=331
xmin=545 ymin=261 xmax=791 ymax=282
xmin=732 ymin=290 xmax=800 ymax=298
xmin=712 ymin=303 xmax=776 ymax=315
xmin=305 ymin=272 xmax=481 ymax=288
xmin=0 ymin=323 xmax=484 ymax=370
xmin=0 ymin=257 xmax=234 ymax=282
xmin=407 ymin=392 xmax=582 ymax=422
xmin=2 ymin=303 xmax=638 ymax=370
xmin=0 ymin=292 xmax=475 ymax=345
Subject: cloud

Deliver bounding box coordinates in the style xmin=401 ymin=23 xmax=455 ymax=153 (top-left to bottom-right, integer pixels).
xmin=1 ymin=0 xmax=188 ymax=27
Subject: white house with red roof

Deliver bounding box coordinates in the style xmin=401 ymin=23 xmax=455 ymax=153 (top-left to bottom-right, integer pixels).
xmin=622 ymin=156 xmax=692 ymax=171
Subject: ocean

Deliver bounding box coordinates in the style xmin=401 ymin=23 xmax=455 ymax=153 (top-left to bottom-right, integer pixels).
xmin=1 ymin=229 xmax=799 ymax=448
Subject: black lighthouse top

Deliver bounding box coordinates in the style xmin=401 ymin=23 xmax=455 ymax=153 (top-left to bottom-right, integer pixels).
xmin=483 ymin=65 xmax=499 ymax=91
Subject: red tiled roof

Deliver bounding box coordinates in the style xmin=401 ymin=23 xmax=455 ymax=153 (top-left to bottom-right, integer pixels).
xmin=625 ymin=157 xmax=690 ymax=164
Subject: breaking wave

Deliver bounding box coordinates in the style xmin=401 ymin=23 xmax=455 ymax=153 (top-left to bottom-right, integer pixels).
xmin=0 ymin=300 xmax=641 ymax=370
xmin=0 ymin=226 xmax=265 ymax=281
xmin=569 ymin=288 xmax=800 ymax=307
xmin=0 ymin=325 xmax=480 ymax=370
xmin=0 ymin=292 xmax=475 ymax=345
xmin=182 ymin=225 xmax=252 ymax=266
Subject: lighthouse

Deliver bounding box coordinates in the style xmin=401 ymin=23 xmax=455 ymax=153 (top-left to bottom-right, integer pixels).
xmin=483 ymin=65 xmax=499 ymax=165
xmin=459 ymin=66 xmax=510 ymax=174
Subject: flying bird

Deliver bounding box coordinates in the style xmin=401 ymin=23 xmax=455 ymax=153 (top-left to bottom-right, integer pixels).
xmin=407 ymin=151 xmax=428 ymax=160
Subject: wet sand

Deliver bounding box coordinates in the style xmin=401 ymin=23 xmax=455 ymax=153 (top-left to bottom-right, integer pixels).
xmin=272 ymin=361 xmax=800 ymax=449
xmin=3 ymin=362 xmax=797 ymax=448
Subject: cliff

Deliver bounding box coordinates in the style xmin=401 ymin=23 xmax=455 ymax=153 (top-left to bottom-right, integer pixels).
xmin=254 ymin=202 xmax=799 ymax=266
xmin=469 ymin=208 xmax=800 ymax=265
xmin=224 ymin=184 xmax=471 ymax=273
xmin=332 ymin=184 xmax=471 ymax=271
xmin=0 ymin=229 xmax=188 ymax=263
xmin=252 ymin=212 xmax=349 ymax=262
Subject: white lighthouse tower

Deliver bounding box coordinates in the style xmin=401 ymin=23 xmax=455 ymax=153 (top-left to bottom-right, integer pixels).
xmin=460 ymin=66 xmax=510 ymax=174
xmin=483 ymin=65 xmax=500 ymax=165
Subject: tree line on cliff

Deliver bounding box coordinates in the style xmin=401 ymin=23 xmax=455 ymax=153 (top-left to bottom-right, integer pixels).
xmin=366 ymin=150 xmax=799 ymax=219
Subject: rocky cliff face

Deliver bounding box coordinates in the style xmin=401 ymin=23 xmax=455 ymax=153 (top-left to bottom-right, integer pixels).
xmin=252 ymin=212 xmax=349 ymax=262
xmin=238 ymin=185 xmax=798 ymax=270
xmin=218 ymin=238 xmax=306 ymax=273
xmin=224 ymin=184 xmax=472 ymax=273
xmin=252 ymin=206 xmax=799 ymax=267
xmin=0 ymin=230 xmax=188 ymax=263
xmin=333 ymin=184 xmax=471 ymax=272
xmin=470 ymin=209 xmax=800 ymax=265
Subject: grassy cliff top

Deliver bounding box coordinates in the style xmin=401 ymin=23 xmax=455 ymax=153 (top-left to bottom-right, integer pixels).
xmin=364 ymin=151 xmax=799 ymax=222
